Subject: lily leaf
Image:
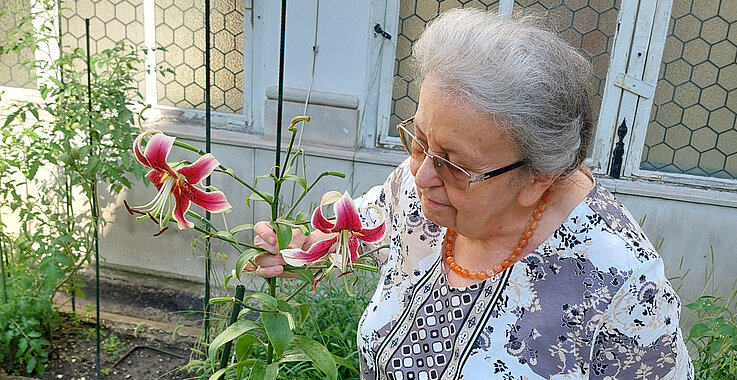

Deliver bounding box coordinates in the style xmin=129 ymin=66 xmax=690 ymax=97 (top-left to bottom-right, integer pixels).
xmin=262 ymin=311 xmax=292 ymax=358
xmin=297 ymin=303 xmax=311 ymax=328
xmin=333 ymin=354 xmax=359 ymax=373
xmin=282 ymin=174 xmax=307 ymax=190
xmin=235 ymin=334 xmax=262 ymax=361
xmin=235 ymin=248 xmax=261 ymax=280
xmin=230 ymin=223 xmax=254 ymax=235
xmin=208 ymin=320 xmax=260 ymax=366
xmin=245 ymin=291 xmax=278 ymax=310
xmin=214 ymin=230 xmax=235 ymax=242
xmin=249 ymin=361 xmax=279 ymax=380
xmin=270 ymin=221 xmax=292 ymax=251
xmin=245 ymin=192 xmax=274 ymax=207
xmin=291 ymin=335 xmax=338 ymax=380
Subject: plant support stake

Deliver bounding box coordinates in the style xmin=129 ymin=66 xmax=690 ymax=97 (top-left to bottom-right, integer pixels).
xmin=85 ymin=18 xmax=102 ymax=380
xmin=219 ymin=284 xmax=246 ymax=369
xmin=204 ymin=0 xmax=213 ymax=346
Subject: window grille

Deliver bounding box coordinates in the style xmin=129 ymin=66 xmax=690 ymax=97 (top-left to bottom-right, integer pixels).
xmin=640 ymin=0 xmax=737 ymax=179
xmin=155 ymin=0 xmax=244 ymax=113
xmin=389 ymin=0 xmax=620 ymax=151
xmin=0 ymin=0 xmax=37 ymax=89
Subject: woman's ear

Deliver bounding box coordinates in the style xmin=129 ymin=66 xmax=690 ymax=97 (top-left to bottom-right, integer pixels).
xmin=517 ymin=174 xmax=559 ymax=208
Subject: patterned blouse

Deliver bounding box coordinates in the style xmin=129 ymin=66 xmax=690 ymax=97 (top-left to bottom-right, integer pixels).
xmin=355 ymin=160 xmax=693 ymax=380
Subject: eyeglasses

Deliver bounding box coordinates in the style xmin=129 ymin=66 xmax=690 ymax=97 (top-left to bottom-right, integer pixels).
xmin=396 ymin=117 xmax=526 ymax=190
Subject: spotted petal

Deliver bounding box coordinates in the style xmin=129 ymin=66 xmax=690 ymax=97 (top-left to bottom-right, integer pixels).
xmin=172 ymin=193 xmax=194 ymax=229
xmin=281 ymin=237 xmax=337 ymax=267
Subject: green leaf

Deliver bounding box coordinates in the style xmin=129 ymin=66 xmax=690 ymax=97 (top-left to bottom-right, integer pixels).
xmin=245 ymin=292 xmax=278 ymax=310
xmin=245 ymin=192 xmax=274 ymax=207
xmin=235 ymin=334 xmax=262 ymax=361
xmin=26 ymin=356 xmax=37 ymax=374
xmin=262 ymin=312 xmax=292 ymax=358
xmin=332 ymin=354 xmax=359 ymax=373
xmin=214 ymin=230 xmax=235 ymax=242
xmin=249 ymin=361 xmax=278 ymax=380
xmin=296 ymin=303 xmax=310 ymax=328
xmin=276 ymin=300 xmax=292 ymax=313
xmin=282 ymin=174 xmax=307 ymax=190
xmin=230 ymin=223 xmax=255 ymax=235
xmin=208 ymin=320 xmax=260 ymax=364
xmin=270 ymin=221 xmax=292 ymax=251
xmin=291 ymin=335 xmax=338 ymax=380
xmin=235 ymin=248 xmax=261 ymax=280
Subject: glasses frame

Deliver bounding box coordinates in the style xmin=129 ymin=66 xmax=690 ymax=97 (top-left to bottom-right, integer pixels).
xmin=396 ymin=117 xmax=527 ymax=190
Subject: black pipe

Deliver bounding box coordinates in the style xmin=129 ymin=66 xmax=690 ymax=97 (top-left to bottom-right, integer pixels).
xmin=204 ymin=0 xmax=212 ymax=345
xmin=84 ymin=18 xmax=101 ymax=380
xmin=218 ymin=285 xmax=246 ymax=369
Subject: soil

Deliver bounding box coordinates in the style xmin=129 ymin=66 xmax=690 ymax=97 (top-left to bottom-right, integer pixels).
xmin=5 ymin=266 xmax=220 ymax=380
xmin=41 ymin=313 xmax=193 ymax=380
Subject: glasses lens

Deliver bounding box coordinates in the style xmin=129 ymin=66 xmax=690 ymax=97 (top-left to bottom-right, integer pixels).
xmin=432 ymin=156 xmax=470 ymax=190
xmin=398 ymin=122 xmax=424 ymax=160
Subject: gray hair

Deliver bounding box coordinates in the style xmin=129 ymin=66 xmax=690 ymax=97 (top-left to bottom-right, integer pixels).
xmin=412 ymin=8 xmax=593 ymax=179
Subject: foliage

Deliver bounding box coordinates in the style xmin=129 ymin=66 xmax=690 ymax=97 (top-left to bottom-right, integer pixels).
xmin=0 ymin=0 xmax=148 ymax=374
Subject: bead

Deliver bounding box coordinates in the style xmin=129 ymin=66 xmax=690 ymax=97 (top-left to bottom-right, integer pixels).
xmin=461 ymin=268 xmax=470 ymax=277
xmin=493 ymin=265 xmax=502 ymax=273
xmin=524 ymin=229 xmax=534 ymax=239
xmin=446 ymin=256 xmax=454 ymax=264
xmin=518 ymin=238 xmax=528 ymax=248
xmin=453 ymin=265 xmax=463 ymax=274
xmin=450 ymin=263 xmax=457 ymax=270
xmin=533 ymin=210 xmax=543 ymax=221
xmin=529 ymin=220 xmax=538 ymax=230
xmin=445 ymin=243 xmax=453 ymax=252
xmin=478 ymin=271 xmax=488 ymax=280
xmin=539 ymin=202 xmax=548 ymax=212
xmin=513 ymin=247 xmax=524 ymax=257
xmin=501 ymin=259 xmax=511 ymax=269
xmin=469 ymin=272 xmax=478 ymax=279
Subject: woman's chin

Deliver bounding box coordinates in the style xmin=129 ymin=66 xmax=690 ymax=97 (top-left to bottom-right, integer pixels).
xmin=420 ymin=195 xmax=454 ymax=226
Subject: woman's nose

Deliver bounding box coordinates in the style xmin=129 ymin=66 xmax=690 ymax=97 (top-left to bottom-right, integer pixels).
xmin=414 ymin=154 xmax=443 ymax=189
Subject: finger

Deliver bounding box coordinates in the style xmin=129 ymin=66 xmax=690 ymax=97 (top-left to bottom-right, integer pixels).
xmin=255 ymin=265 xmax=298 ymax=279
xmin=254 ymin=235 xmax=278 ymax=254
xmin=254 ymin=221 xmax=277 ymax=246
xmin=253 ymin=252 xmax=288 ymax=267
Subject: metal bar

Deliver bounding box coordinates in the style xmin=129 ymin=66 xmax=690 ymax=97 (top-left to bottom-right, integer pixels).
xmin=204 ymin=0 xmax=212 ymax=344
xmin=84 ymin=18 xmax=102 ymax=380
xmin=219 ymin=285 xmax=246 ymax=369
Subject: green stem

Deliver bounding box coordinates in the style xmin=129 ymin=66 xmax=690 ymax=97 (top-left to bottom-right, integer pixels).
xmin=285 ymin=171 xmax=345 ymax=218
xmin=172 ymin=140 xmax=267 ymax=199
xmin=0 ymin=208 xmax=6 ymax=304
xmin=357 ymin=244 xmax=390 ymax=260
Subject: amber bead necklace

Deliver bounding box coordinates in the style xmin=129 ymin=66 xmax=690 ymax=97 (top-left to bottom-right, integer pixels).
xmin=444 ymin=189 xmax=552 ymax=280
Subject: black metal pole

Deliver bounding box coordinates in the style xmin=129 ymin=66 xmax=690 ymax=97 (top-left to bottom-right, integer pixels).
xmin=85 ymin=18 xmax=101 ymax=380
xmin=218 ymin=285 xmax=246 ymax=369
xmin=203 ymin=0 xmax=212 ymax=345
xmin=275 ymin=0 xmax=287 ymax=179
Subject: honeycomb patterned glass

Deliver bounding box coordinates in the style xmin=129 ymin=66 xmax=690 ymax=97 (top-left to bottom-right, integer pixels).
xmin=0 ymin=0 xmax=36 ymax=88
xmin=390 ymin=0 xmax=619 ymax=142
xmin=640 ymin=0 xmax=737 ymax=179
xmin=61 ymin=0 xmax=146 ymax=98
xmin=391 ymin=1 xmax=502 ymax=137
xmin=155 ymin=0 xmax=244 ymax=113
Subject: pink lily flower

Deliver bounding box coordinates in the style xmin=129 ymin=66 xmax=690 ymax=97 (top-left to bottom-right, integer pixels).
xmin=281 ymin=191 xmax=385 ymax=272
xmin=125 ymin=131 xmax=231 ymax=230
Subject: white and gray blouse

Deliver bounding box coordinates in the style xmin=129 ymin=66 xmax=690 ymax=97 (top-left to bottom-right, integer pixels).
xmin=355 ymin=160 xmax=693 ymax=380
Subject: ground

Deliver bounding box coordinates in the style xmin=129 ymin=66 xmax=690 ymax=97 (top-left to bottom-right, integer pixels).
xmin=31 ymin=266 xmax=213 ymax=379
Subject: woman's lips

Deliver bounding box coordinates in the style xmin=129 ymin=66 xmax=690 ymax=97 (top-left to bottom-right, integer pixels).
xmin=420 ymin=193 xmax=450 ymax=209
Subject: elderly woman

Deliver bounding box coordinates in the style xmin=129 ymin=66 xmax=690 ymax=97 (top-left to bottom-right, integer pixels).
xmin=250 ymin=8 xmax=693 ymax=380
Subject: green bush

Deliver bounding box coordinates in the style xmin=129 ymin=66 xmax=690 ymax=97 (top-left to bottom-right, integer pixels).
xmin=686 ymin=295 xmax=737 ymax=378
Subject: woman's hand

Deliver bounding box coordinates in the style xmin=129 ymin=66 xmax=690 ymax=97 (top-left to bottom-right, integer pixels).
xmin=247 ymin=221 xmax=333 ymax=278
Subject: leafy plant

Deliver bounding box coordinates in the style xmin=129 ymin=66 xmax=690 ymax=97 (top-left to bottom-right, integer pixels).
xmin=685 ymin=295 xmax=737 ymax=378
xmin=0 ymin=0 xmax=151 ymax=374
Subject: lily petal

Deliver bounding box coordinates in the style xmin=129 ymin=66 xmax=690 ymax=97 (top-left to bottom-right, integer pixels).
xmin=172 ymin=193 xmax=194 ymax=229
xmin=357 ymin=223 xmax=386 ymax=243
xmin=347 ymin=234 xmax=360 ymax=262
xmin=178 ymin=184 xmax=231 ymax=213
xmin=145 ymin=169 xmax=167 ymax=190
xmin=332 ymin=192 xmax=362 ymax=232
xmin=311 ymin=191 xmax=342 ymax=233
xmin=133 ymin=131 xmax=153 ymax=168
xmin=281 ymin=237 xmax=337 ymax=267
xmin=144 ymin=133 xmax=177 ymax=177
xmin=178 ymin=153 xmax=219 ymax=185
